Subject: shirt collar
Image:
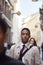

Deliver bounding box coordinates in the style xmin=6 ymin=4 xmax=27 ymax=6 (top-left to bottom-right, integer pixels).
xmin=20 ymin=41 xmax=30 ymax=48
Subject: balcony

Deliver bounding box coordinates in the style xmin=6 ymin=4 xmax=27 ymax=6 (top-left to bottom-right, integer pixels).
xmin=0 ymin=0 xmax=13 ymax=21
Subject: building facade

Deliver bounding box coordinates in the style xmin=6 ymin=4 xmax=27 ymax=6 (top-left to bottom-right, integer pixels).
xmin=22 ymin=13 xmax=41 ymax=46
xmin=0 ymin=0 xmax=14 ymax=43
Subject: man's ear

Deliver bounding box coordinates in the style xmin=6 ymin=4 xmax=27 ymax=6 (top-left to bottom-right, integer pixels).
xmin=4 ymin=32 xmax=8 ymax=42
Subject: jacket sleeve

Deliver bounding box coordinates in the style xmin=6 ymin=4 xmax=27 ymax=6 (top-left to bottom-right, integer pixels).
xmin=34 ymin=47 xmax=41 ymax=65
xmin=9 ymin=45 xmax=15 ymax=58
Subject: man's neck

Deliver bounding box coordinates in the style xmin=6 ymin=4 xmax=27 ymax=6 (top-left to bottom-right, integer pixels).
xmin=21 ymin=40 xmax=29 ymax=44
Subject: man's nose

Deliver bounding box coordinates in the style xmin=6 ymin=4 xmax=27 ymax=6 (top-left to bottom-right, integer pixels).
xmin=24 ymin=34 xmax=27 ymax=37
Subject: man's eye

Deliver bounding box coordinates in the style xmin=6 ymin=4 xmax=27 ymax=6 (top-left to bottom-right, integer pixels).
xmin=22 ymin=33 xmax=25 ymax=35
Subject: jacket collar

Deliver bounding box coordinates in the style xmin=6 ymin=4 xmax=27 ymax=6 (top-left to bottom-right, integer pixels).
xmin=19 ymin=41 xmax=32 ymax=49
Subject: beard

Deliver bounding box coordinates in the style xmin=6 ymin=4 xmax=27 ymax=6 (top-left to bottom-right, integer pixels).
xmin=22 ymin=39 xmax=28 ymax=44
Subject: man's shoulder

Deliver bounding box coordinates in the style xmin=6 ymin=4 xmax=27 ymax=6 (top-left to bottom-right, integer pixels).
xmin=5 ymin=55 xmax=25 ymax=65
xmin=11 ymin=45 xmax=15 ymax=49
xmin=32 ymin=46 xmax=39 ymax=52
xmin=10 ymin=44 xmax=20 ymax=49
xmin=32 ymin=46 xmax=38 ymax=49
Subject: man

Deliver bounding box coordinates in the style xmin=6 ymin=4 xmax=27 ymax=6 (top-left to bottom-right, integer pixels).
xmin=9 ymin=28 xmax=41 ymax=65
xmin=0 ymin=17 xmax=25 ymax=65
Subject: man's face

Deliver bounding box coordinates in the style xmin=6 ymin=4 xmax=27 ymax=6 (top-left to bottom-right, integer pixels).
xmin=21 ymin=30 xmax=30 ymax=44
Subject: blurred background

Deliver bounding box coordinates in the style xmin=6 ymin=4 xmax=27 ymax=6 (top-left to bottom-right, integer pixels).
xmin=0 ymin=0 xmax=43 ymax=47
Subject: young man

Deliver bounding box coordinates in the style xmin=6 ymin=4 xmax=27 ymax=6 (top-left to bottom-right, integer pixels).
xmin=9 ymin=28 xmax=41 ymax=65
xmin=0 ymin=17 xmax=25 ymax=65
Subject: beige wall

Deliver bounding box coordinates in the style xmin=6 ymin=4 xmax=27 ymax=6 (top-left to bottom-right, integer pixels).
xmin=22 ymin=13 xmax=41 ymax=46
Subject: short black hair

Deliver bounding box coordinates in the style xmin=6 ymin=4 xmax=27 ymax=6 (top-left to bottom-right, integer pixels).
xmin=21 ymin=28 xmax=30 ymax=35
xmin=0 ymin=17 xmax=8 ymax=34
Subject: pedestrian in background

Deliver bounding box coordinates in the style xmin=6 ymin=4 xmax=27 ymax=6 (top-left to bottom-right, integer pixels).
xmin=41 ymin=42 xmax=43 ymax=61
xmin=29 ymin=37 xmax=37 ymax=46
